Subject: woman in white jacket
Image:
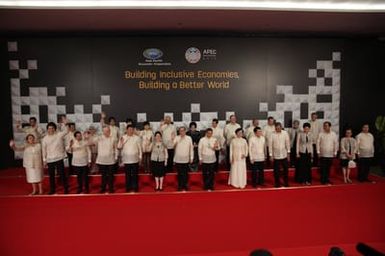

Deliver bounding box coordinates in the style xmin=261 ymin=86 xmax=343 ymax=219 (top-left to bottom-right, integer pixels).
xmin=10 ymin=134 xmax=44 ymax=195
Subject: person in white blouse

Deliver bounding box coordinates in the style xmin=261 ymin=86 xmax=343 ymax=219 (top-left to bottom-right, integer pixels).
xmin=94 ymin=126 xmax=118 ymax=193
xmin=228 ymin=128 xmax=248 ymax=189
xmin=173 ymin=127 xmax=194 ymax=191
xmin=160 ymin=116 xmax=177 ymax=172
xmin=356 ymin=124 xmax=375 ymax=182
xmin=296 ymin=123 xmax=313 ymax=185
xmin=249 ymin=126 xmax=266 ymax=187
xmin=340 ymin=128 xmax=357 ymax=184
xmin=198 ymin=128 xmax=219 ymax=191
xmin=84 ymin=126 xmax=98 ymax=174
xmin=317 ymin=121 xmax=338 ymax=185
xmin=150 ymin=132 xmax=168 ymax=191
xmin=224 ymin=115 xmax=241 ymax=170
xmin=42 ymin=118 xmax=69 ymax=194
xmin=211 ymin=118 xmax=225 ymax=172
xmin=15 ymin=117 xmax=45 ymax=143
xmin=70 ymin=131 xmax=91 ymax=193
xmin=269 ymin=122 xmax=291 ymax=187
xmin=10 ymin=134 xmax=44 ymax=195
xmin=309 ymin=112 xmax=322 ymax=166
xmin=118 ymin=125 xmax=142 ymax=192
xmin=263 ymin=116 xmax=276 ymax=167
xmin=246 ymin=119 xmax=259 ymax=141
xmin=140 ymin=121 xmax=153 ymax=173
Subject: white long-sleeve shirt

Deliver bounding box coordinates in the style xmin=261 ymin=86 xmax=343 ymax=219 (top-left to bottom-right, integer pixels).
xmin=173 ymin=135 xmax=194 ymax=163
xmin=317 ymin=131 xmax=338 ymax=158
xmin=211 ymin=126 xmax=225 ymax=149
xmin=198 ymin=136 xmax=218 ymax=163
xmin=269 ymin=130 xmax=290 ymax=160
xmin=71 ymin=140 xmax=91 ymax=167
xmin=64 ymin=131 xmax=75 ymax=153
xmin=140 ymin=129 xmax=153 ymax=153
xmin=248 ymin=135 xmax=266 ymax=162
xmin=246 ymin=125 xmax=257 ymax=141
xmin=263 ymin=124 xmax=275 ymax=147
xmin=23 ymin=143 xmax=43 ymax=169
xmin=95 ymin=135 xmax=118 ymax=165
xmin=160 ymin=123 xmax=176 ymax=149
xmin=224 ymin=123 xmax=241 ymax=146
xmin=42 ymin=131 xmax=68 ymax=163
xmin=118 ymin=134 xmax=142 ymax=164
xmin=296 ymin=131 xmax=313 ymax=155
xmin=356 ymin=132 xmax=375 ymax=158
xmin=310 ymin=120 xmax=322 ymax=144
xmin=17 ymin=125 xmax=45 ymax=142
xmin=340 ymin=137 xmax=357 ymax=160
xmin=230 ymin=137 xmax=248 ymax=162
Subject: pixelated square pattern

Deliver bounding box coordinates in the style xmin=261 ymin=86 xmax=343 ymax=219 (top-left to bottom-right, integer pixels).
xmin=8 ymin=41 xmax=340 ymax=158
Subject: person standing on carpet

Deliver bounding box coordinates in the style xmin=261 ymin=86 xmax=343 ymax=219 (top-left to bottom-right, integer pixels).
xmin=118 ymin=125 xmax=142 ymax=192
xmin=340 ymin=128 xmax=357 ymax=184
xmin=42 ymin=117 xmax=69 ymax=194
xmin=9 ymin=134 xmax=44 ymax=195
xmin=263 ymin=116 xmax=276 ymax=168
xmin=160 ymin=116 xmax=176 ymax=172
xmin=70 ymin=131 xmax=91 ymax=194
xmin=173 ymin=127 xmax=194 ymax=191
xmin=140 ymin=121 xmax=153 ymax=173
xmin=198 ymin=128 xmax=219 ymax=191
xmin=150 ymin=132 xmax=168 ymax=191
xmin=248 ymin=126 xmax=266 ymax=187
xmin=224 ymin=115 xmax=241 ymax=171
xmin=84 ymin=126 xmax=99 ymax=174
xmin=187 ymin=122 xmax=201 ymax=172
xmin=317 ymin=121 xmax=338 ymax=185
xmin=356 ymin=124 xmax=375 ymax=182
xmin=228 ymin=128 xmax=248 ymax=189
xmin=309 ymin=112 xmax=322 ymax=166
xmin=94 ymin=126 xmax=118 ymax=193
xmin=269 ymin=122 xmax=291 ymax=187
xmin=211 ymin=118 xmax=225 ymax=172
xmin=287 ymin=120 xmax=300 ymax=181
xmin=296 ymin=122 xmax=313 ymax=185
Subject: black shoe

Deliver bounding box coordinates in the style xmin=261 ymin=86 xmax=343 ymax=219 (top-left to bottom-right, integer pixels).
xmin=48 ymin=190 xmax=55 ymax=195
xmin=274 ymin=184 xmax=281 ymax=188
xmin=109 ymin=190 xmax=115 ymax=193
xmin=100 ymin=189 xmax=106 ymax=193
xmin=77 ymin=189 xmax=82 ymax=194
xmin=64 ymin=189 xmax=69 ymax=194
xmin=284 ymin=183 xmax=289 ymax=187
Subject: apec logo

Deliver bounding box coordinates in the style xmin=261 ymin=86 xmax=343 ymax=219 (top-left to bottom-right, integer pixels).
xmin=143 ymin=48 xmax=163 ymax=60
xmin=185 ymin=47 xmax=201 ymax=64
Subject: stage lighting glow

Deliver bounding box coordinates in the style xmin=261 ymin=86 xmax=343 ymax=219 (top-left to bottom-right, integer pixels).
xmin=0 ymin=0 xmax=384 ymax=12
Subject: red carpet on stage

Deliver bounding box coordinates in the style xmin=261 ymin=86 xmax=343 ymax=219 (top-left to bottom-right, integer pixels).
xmin=0 ymin=164 xmax=384 ymax=256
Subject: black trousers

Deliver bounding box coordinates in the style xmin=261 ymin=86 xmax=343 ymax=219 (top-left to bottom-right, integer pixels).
xmin=125 ymin=163 xmax=139 ymax=192
xmin=166 ymin=149 xmax=174 ymax=172
xmin=176 ymin=163 xmax=189 ymax=190
xmin=214 ymin=150 xmax=220 ymax=172
xmin=251 ymin=161 xmax=265 ymax=186
xmin=75 ymin=165 xmax=89 ymax=193
xmin=202 ymin=163 xmax=216 ymax=190
xmin=312 ymin=144 xmax=319 ymax=166
xmin=273 ymin=158 xmax=289 ymax=187
xmin=358 ymin=157 xmax=372 ymax=182
xmin=98 ymin=164 xmax=115 ymax=193
xmin=67 ymin=152 xmax=74 ymax=175
xmin=298 ymin=153 xmax=312 ymax=183
xmin=320 ymin=157 xmax=333 ymax=184
xmin=48 ymin=159 xmax=69 ymax=194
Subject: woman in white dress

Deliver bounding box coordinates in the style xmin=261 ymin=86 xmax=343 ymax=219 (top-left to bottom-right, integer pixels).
xmin=10 ymin=134 xmax=44 ymax=195
xmin=228 ymin=128 xmax=248 ymax=189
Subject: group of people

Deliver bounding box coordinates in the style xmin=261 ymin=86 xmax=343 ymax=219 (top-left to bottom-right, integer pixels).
xmin=9 ymin=111 xmax=375 ymax=195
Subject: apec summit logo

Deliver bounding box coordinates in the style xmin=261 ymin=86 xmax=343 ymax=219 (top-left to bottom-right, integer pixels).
xmin=139 ymin=48 xmax=171 ymax=66
xmin=185 ymin=47 xmax=217 ymax=64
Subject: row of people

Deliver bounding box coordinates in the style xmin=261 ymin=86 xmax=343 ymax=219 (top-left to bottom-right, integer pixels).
xmin=10 ymin=114 xmax=374 ymax=194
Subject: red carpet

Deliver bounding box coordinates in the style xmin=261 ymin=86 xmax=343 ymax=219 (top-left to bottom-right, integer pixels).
xmin=0 ymin=164 xmax=384 ymax=256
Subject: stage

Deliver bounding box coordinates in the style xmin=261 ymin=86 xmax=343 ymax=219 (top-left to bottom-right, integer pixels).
xmin=0 ymin=166 xmax=384 ymax=256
